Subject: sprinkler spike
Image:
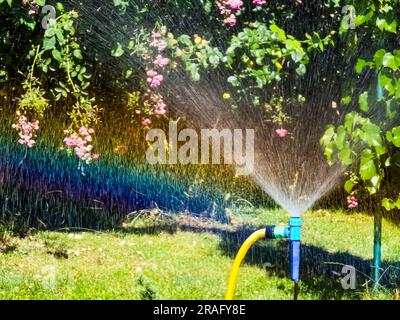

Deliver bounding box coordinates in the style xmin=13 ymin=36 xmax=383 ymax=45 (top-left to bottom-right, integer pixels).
xmin=290 ymin=240 xmax=301 ymax=284
xmin=294 ymin=282 xmax=300 ymax=301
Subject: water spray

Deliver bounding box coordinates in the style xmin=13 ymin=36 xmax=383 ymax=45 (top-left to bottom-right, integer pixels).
xmin=225 ymin=217 xmax=302 ymax=300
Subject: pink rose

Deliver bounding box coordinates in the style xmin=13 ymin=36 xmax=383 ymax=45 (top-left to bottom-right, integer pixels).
xmin=154 ymin=55 xmax=170 ymax=68
xmin=228 ymin=0 xmax=243 ymax=11
xmin=224 ymin=14 xmax=237 ymax=27
xmin=142 ymin=118 xmax=152 ymax=126
xmin=275 ymin=128 xmax=289 ymax=138
xmin=252 ymin=0 xmax=266 ymax=5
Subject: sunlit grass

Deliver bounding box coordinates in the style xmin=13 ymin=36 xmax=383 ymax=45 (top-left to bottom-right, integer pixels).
xmin=0 ymin=209 xmax=398 ymax=300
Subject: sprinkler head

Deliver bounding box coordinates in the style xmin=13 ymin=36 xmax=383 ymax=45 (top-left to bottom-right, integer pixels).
xmin=289 ymin=217 xmax=302 ymax=241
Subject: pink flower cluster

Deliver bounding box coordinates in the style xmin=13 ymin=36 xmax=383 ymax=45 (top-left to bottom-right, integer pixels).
xmin=216 ymin=0 xmax=242 ymax=27
xmin=137 ymin=92 xmax=167 ymax=127
xmin=63 ymin=127 xmax=100 ymax=162
xmin=147 ymin=70 xmax=164 ymax=88
xmin=229 ymin=0 xmax=244 ymax=10
xmin=147 ymin=27 xmax=170 ymax=89
xmin=12 ymin=111 xmax=39 ymax=148
xmin=154 ymin=55 xmax=170 ymax=68
xmin=150 ymin=26 xmax=168 ymax=52
xmin=275 ymin=128 xmax=289 ymax=138
xmin=347 ymin=192 xmax=358 ymax=209
xmin=217 ymin=0 xmax=266 ymax=27
xmin=28 ymin=4 xmax=40 ymax=16
xmin=151 ymin=93 xmax=167 ymax=116
xmin=142 ymin=118 xmax=152 ymax=127
xmin=252 ymin=0 xmax=266 ymax=5
xmin=139 ymin=26 xmax=171 ymax=127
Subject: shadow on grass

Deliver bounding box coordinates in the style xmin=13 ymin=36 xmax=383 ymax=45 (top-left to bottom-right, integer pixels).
xmin=216 ymin=226 xmax=400 ymax=300
xmin=125 ymin=221 xmax=400 ymax=300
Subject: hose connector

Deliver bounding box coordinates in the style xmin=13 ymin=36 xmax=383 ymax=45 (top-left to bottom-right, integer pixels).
xmin=265 ymin=225 xmax=289 ymax=239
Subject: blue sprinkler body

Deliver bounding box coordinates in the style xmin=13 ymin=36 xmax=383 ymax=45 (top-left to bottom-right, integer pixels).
xmin=265 ymin=217 xmax=302 ymax=284
xmin=289 ymin=217 xmax=302 ymax=284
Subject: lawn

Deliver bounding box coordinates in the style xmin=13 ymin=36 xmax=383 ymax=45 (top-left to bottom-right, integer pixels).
xmin=0 ymin=209 xmax=399 ymax=300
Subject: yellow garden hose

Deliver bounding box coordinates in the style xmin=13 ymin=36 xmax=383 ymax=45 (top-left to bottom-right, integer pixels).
xmin=225 ymin=229 xmax=266 ymax=300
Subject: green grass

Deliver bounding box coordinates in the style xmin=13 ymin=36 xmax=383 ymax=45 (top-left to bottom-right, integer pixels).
xmin=0 ymin=209 xmax=399 ymax=300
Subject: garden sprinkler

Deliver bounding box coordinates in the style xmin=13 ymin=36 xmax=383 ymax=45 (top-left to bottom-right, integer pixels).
xmin=225 ymin=217 xmax=302 ymax=300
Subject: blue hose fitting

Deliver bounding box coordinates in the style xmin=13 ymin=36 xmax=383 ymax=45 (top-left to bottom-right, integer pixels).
xmin=289 ymin=217 xmax=302 ymax=284
xmin=265 ymin=225 xmax=289 ymax=239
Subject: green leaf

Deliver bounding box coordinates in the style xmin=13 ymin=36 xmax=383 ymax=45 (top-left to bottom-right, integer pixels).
xmin=290 ymin=51 xmax=303 ymax=63
xmin=360 ymin=158 xmax=377 ymax=181
xmin=341 ymin=96 xmax=351 ymax=105
xmin=320 ymin=125 xmax=335 ymax=146
xmin=361 ymin=121 xmax=382 ymax=147
xmin=387 ymin=20 xmax=397 ymax=33
xmin=379 ymin=73 xmax=394 ymax=95
xmin=51 ymin=49 xmax=62 ymax=62
xmin=335 ymin=125 xmax=346 ymax=149
xmin=344 ymin=112 xmax=356 ymax=132
xmin=270 ymin=24 xmax=286 ymax=41
xmin=382 ymin=198 xmax=394 ymax=211
xmin=209 ymin=54 xmax=220 ymax=67
xmin=56 ymin=3 xmax=65 ymax=12
xmin=387 ymin=127 xmax=400 ymax=147
xmin=296 ymin=64 xmax=306 ymax=76
xmin=227 ymin=76 xmax=239 ymax=87
xmin=55 ymin=29 xmax=65 ymax=44
xmin=359 ymin=91 xmax=369 ymax=112
xmin=376 ymin=18 xmax=388 ymax=31
xmin=73 ymin=49 xmax=83 ymax=60
xmin=355 ymin=59 xmax=367 ymax=73
xmin=42 ymin=36 xmax=56 ymax=51
xmin=370 ymin=175 xmax=381 ymax=187
xmin=374 ymin=49 xmax=386 ymax=69
xmin=188 ymin=64 xmax=200 ymax=81
xmin=323 ymin=142 xmax=335 ymax=165
xmin=111 ymin=43 xmax=125 ymax=57
xmin=383 ymin=52 xmax=398 ymax=70
xmin=125 ymin=69 xmax=133 ymax=79
xmin=344 ymin=180 xmax=354 ymax=193
xmin=338 ymin=147 xmax=353 ymax=165
xmin=178 ymin=35 xmax=192 ymax=47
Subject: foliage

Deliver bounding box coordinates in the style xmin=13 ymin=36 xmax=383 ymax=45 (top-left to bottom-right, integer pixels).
xmin=159 ymin=20 xmax=334 ymax=110
xmin=1 ymin=0 xmax=400 ymax=210
xmin=320 ymin=0 xmax=400 ymax=210
xmin=40 ymin=7 xmax=99 ymax=128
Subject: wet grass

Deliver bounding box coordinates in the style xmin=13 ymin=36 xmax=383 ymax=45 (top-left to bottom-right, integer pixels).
xmin=0 ymin=209 xmax=399 ymax=300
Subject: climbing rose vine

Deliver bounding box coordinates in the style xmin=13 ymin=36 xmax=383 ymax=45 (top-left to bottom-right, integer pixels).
xmin=63 ymin=127 xmax=100 ymax=163
xmin=12 ymin=112 xmax=40 ymax=148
